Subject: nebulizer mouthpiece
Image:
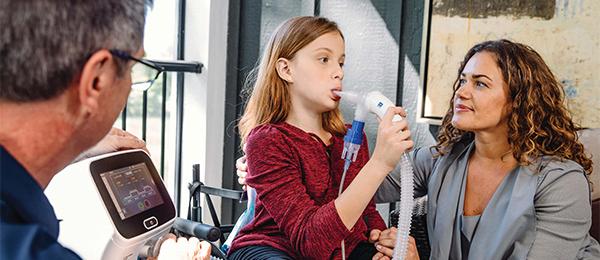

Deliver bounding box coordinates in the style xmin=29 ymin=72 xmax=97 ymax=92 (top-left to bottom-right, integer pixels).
xmin=335 ymin=90 xmax=414 ymax=260
xmin=334 ymin=91 xmax=360 ymax=104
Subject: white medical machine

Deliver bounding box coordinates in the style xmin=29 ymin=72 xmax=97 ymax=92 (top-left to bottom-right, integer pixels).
xmin=46 ymin=149 xmax=176 ymax=259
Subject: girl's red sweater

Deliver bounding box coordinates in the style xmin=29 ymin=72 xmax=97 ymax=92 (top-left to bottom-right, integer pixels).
xmin=229 ymin=122 xmax=386 ymax=259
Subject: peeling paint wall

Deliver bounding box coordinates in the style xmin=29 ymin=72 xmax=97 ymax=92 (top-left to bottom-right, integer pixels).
xmin=433 ymin=0 xmax=556 ymax=19
xmin=424 ymin=0 xmax=600 ymax=127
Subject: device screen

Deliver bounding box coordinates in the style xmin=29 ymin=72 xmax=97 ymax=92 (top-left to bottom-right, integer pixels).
xmin=100 ymin=162 xmax=164 ymax=220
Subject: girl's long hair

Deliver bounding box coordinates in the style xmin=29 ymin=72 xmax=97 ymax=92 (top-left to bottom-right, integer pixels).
xmin=238 ymin=16 xmax=346 ymax=146
xmin=435 ymin=39 xmax=592 ymax=175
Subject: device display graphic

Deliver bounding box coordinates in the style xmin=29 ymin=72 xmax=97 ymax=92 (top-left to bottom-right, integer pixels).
xmin=100 ymin=163 xmax=164 ymax=219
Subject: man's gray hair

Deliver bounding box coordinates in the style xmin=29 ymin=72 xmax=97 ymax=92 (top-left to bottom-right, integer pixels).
xmin=0 ymin=0 xmax=147 ymax=102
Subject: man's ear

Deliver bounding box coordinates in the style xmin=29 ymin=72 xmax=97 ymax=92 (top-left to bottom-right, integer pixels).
xmin=76 ymin=50 xmax=116 ymax=115
xmin=275 ymin=58 xmax=293 ymax=83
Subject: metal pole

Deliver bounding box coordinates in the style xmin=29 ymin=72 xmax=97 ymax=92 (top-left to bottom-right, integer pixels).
xmin=160 ymin=73 xmax=167 ymax=179
xmin=142 ymin=90 xmax=148 ymax=141
xmin=174 ymin=0 xmax=186 ymax=217
xmin=121 ymin=105 xmax=127 ymax=130
xmin=192 ymin=164 xmax=202 ymax=222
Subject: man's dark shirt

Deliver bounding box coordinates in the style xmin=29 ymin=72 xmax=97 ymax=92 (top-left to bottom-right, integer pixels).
xmin=1 ymin=146 xmax=80 ymax=259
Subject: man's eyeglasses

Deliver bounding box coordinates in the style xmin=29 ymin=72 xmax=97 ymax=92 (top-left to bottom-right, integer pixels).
xmin=109 ymin=49 xmax=164 ymax=91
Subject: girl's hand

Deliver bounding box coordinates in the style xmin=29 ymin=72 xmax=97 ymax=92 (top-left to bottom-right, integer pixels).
xmin=236 ymin=155 xmax=248 ymax=190
xmin=370 ymin=107 xmax=413 ymax=173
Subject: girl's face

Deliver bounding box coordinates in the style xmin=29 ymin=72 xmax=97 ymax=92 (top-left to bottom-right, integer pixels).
xmin=451 ymin=51 xmax=511 ymax=133
xmin=284 ymin=31 xmax=345 ymax=114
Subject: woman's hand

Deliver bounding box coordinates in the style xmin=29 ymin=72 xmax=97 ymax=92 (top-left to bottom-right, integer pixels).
xmin=370 ymin=228 xmax=419 ymax=260
xmin=369 ymin=227 xmax=395 ymax=259
xmin=370 ymin=107 xmax=413 ymax=173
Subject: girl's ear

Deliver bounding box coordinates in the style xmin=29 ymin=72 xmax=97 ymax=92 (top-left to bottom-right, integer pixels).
xmin=276 ymin=58 xmax=293 ymax=83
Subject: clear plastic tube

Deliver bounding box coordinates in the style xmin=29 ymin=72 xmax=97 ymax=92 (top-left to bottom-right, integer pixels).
xmin=221 ymin=187 xmax=256 ymax=253
xmin=338 ymin=160 xmax=352 ymax=259
xmin=392 ymin=153 xmax=414 ymax=260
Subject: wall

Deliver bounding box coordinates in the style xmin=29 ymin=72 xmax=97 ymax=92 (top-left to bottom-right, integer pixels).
xmin=180 ymin=0 xmax=229 ymax=223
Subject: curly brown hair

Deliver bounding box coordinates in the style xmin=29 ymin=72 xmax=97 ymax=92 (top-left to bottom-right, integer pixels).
xmin=435 ymin=39 xmax=592 ymax=175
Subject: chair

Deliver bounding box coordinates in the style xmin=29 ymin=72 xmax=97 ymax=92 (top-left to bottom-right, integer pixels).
xmin=182 ymin=164 xmax=244 ymax=259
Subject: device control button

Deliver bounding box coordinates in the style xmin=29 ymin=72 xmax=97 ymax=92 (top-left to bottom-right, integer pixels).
xmin=143 ymin=216 xmax=158 ymax=230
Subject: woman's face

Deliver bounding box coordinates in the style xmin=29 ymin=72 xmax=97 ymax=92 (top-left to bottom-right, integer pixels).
xmin=286 ymin=31 xmax=345 ymax=113
xmin=451 ymin=51 xmax=511 ymax=133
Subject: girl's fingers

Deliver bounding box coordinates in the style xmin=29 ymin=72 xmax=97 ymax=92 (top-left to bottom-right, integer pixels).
xmin=369 ymin=229 xmax=382 ymax=243
xmin=237 ymin=176 xmax=246 ymax=185
xmin=236 ymin=156 xmax=247 ymax=171
xmin=379 ymin=107 xmax=396 ymax=128
xmin=237 ymin=169 xmax=247 ymax=178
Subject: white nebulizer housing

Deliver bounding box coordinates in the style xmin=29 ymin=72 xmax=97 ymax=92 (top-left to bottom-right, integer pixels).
xmin=336 ymin=91 xmax=404 ymax=121
xmin=336 ymin=90 xmax=414 ymax=260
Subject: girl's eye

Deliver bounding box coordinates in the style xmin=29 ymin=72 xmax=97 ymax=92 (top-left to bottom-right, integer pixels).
xmin=476 ymin=81 xmax=488 ymax=88
xmin=319 ymin=57 xmax=329 ymax=63
xmin=339 ymin=62 xmax=344 ymax=68
xmin=458 ymin=78 xmax=467 ymax=86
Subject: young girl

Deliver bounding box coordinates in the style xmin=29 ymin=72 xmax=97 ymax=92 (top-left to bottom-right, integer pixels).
xmin=228 ymin=16 xmax=414 ymax=259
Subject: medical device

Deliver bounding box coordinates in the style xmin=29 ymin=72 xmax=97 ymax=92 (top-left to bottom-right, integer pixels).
xmin=89 ymin=149 xmax=176 ymax=259
xmin=336 ymin=90 xmax=414 ymax=260
xmin=221 ymin=187 xmax=256 ymax=253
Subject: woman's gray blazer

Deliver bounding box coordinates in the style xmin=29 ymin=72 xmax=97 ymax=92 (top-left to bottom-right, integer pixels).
xmin=375 ymin=140 xmax=600 ymax=259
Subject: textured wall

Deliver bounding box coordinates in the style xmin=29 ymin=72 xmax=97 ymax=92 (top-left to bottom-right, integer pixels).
xmin=321 ymin=0 xmax=402 ymax=154
xmin=260 ymin=0 xmax=315 ymax=55
xmin=323 ymin=0 xmax=435 ymax=150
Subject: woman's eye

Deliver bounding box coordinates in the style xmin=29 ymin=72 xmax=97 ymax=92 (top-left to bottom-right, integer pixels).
xmin=319 ymin=57 xmax=329 ymax=63
xmin=339 ymin=62 xmax=344 ymax=68
xmin=476 ymin=81 xmax=488 ymax=88
xmin=458 ymin=79 xmax=467 ymax=86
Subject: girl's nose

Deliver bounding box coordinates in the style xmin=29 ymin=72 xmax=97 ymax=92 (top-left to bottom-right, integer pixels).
xmin=332 ymin=66 xmax=343 ymax=80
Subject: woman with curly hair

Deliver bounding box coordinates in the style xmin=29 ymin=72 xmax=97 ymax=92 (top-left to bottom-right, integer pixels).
xmin=374 ymin=39 xmax=600 ymax=259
